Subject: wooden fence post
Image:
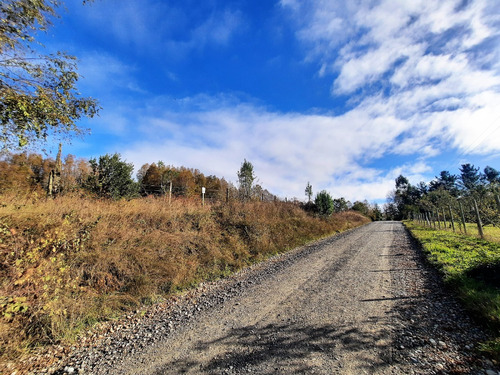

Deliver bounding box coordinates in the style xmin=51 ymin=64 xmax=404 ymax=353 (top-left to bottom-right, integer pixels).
xmin=473 ymin=198 xmax=484 ymax=239
xmin=442 ymin=207 xmax=447 ymax=230
xmin=436 ymin=209 xmax=441 ymax=230
xmin=459 ymin=200 xmax=467 ymax=234
xmin=448 ymin=205 xmax=455 ymax=232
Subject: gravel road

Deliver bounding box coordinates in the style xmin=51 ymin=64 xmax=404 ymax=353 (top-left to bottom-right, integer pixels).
xmin=45 ymin=221 xmax=498 ymax=375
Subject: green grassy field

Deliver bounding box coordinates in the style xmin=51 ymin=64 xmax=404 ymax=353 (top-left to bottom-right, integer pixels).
xmin=404 ymin=221 xmax=500 ymax=359
xmin=418 ymin=218 xmax=500 ymax=243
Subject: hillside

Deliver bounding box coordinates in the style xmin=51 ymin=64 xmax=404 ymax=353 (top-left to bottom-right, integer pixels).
xmin=0 ymin=194 xmax=369 ymax=370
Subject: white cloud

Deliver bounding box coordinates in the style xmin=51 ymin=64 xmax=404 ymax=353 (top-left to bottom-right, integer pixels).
xmin=71 ymin=0 xmax=500 ymax=203
xmin=103 ymin=94 xmax=423 ymax=201
xmin=281 ymin=0 xmax=500 ymax=160
xmin=77 ymin=52 xmax=145 ymax=95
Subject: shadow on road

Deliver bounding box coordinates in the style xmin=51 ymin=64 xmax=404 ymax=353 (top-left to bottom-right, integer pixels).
xmin=153 ymin=321 xmax=393 ymax=374
xmin=384 ymin=223 xmax=492 ymax=374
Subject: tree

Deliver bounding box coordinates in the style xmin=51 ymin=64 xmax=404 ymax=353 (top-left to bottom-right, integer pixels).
xmin=141 ymin=163 xmax=162 ymax=195
xmin=484 ymin=166 xmax=500 ymax=185
xmin=333 ymin=197 xmax=350 ymax=213
xmin=85 ymin=153 xmax=137 ymax=199
xmin=391 ymin=174 xmax=422 ymax=219
xmin=372 ymin=203 xmax=383 ymax=221
xmin=1 ymin=0 xmax=99 ymax=150
xmin=305 ymin=182 xmax=313 ymax=203
xmin=237 ymin=159 xmax=255 ymax=201
xmin=395 ymin=175 xmax=409 ymax=190
xmin=458 ymin=163 xmax=481 ymax=192
xmin=429 ymin=171 xmax=458 ymax=196
xmin=136 ymin=163 xmax=150 ymax=184
xmin=315 ymin=190 xmax=334 ymax=216
xmin=383 ymin=202 xmax=398 ymax=220
xmin=352 ymin=200 xmax=370 ymax=216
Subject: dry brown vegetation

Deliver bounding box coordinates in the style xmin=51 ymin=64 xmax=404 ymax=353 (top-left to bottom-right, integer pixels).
xmin=0 ymin=193 xmax=369 ymax=368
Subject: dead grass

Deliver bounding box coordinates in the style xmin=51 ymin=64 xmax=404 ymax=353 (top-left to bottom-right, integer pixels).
xmin=0 ymin=194 xmax=369 ymax=369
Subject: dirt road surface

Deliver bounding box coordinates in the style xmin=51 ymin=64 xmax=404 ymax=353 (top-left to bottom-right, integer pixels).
xmin=80 ymin=221 xmax=488 ymax=375
xmin=50 ymin=221 xmax=495 ymax=375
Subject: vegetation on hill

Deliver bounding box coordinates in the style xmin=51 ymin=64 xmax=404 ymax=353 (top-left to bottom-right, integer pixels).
xmin=0 ymin=149 xmax=377 ymax=372
xmin=0 ymin=193 xmax=370 ymax=367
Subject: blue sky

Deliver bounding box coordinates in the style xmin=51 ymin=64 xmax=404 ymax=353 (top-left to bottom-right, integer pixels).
xmin=40 ymin=0 xmax=500 ymax=203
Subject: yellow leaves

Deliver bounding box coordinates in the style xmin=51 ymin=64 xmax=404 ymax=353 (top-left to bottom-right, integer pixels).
xmin=1 ymin=296 xmax=29 ymax=321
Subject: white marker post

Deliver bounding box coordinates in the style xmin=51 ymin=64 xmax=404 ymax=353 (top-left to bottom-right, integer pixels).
xmin=202 ymin=187 xmax=206 ymax=206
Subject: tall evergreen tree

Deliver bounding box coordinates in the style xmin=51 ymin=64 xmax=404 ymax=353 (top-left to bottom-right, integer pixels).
xmin=315 ymin=190 xmax=334 ymax=216
xmin=429 ymin=170 xmax=458 ymax=195
xmin=305 ymin=182 xmax=313 ymax=203
xmin=484 ymin=166 xmax=500 ymax=184
xmin=237 ymin=159 xmax=255 ymax=201
xmin=458 ymin=163 xmax=481 ymax=192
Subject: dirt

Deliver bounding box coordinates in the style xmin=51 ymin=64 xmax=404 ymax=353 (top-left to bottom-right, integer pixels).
xmin=39 ymin=221 xmax=497 ymax=374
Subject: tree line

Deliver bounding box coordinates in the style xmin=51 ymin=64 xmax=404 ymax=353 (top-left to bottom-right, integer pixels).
xmin=386 ymin=163 xmax=500 ymax=227
xmin=0 ymin=151 xmax=278 ymax=202
xmin=303 ymin=184 xmax=383 ymax=221
xmin=0 ymin=150 xmax=382 ymax=222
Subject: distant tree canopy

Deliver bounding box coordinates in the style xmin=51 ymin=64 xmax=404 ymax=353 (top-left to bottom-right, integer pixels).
xmin=386 ymin=164 xmax=500 ymax=224
xmin=0 ymin=151 xmax=89 ymax=194
xmin=351 ymin=200 xmax=370 ymax=216
xmin=333 ymin=197 xmax=351 ymax=213
xmin=0 ymin=151 xmax=239 ymax=201
xmin=137 ymin=162 xmax=232 ymax=200
xmin=0 ymin=0 xmax=98 ymax=150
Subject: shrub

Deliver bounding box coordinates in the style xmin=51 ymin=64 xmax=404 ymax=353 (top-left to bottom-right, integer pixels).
xmin=315 ymin=190 xmax=334 ymax=216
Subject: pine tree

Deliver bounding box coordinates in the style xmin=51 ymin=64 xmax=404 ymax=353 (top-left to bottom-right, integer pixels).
xmin=237 ymin=159 xmax=255 ymax=201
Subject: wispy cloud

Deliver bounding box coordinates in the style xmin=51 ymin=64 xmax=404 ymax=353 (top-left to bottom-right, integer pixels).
xmin=78 ymin=1 xmax=243 ymax=57
xmin=77 ymin=52 xmax=144 ymax=95
xmin=281 ymin=0 xmax=500 ymax=158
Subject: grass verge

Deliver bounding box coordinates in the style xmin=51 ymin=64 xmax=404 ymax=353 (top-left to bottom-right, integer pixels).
xmin=0 ymin=194 xmax=370 ymax=370
xmin=404 ymin=221 xmax=500 ymax=359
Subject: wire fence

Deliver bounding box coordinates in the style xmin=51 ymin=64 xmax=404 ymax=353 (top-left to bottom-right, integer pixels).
xmin=410 ymin=194 xmax=500 ymax=239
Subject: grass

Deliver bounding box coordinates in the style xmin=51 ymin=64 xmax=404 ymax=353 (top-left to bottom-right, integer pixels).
xmin=404 ymin=221 xmax=500 ymax=359
xmin=0 ymin=193 xmax=370 ymax=371
xmin=424 ymin=217 xmax=500 ymax=243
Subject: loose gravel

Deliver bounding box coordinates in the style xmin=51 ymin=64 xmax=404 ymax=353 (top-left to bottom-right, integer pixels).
xmin=26 ymin=222 xmax=499 ymax=374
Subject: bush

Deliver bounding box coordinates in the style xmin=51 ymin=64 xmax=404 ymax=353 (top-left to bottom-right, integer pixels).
xmin=84 ymin=153 xmax=138 ymax=199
